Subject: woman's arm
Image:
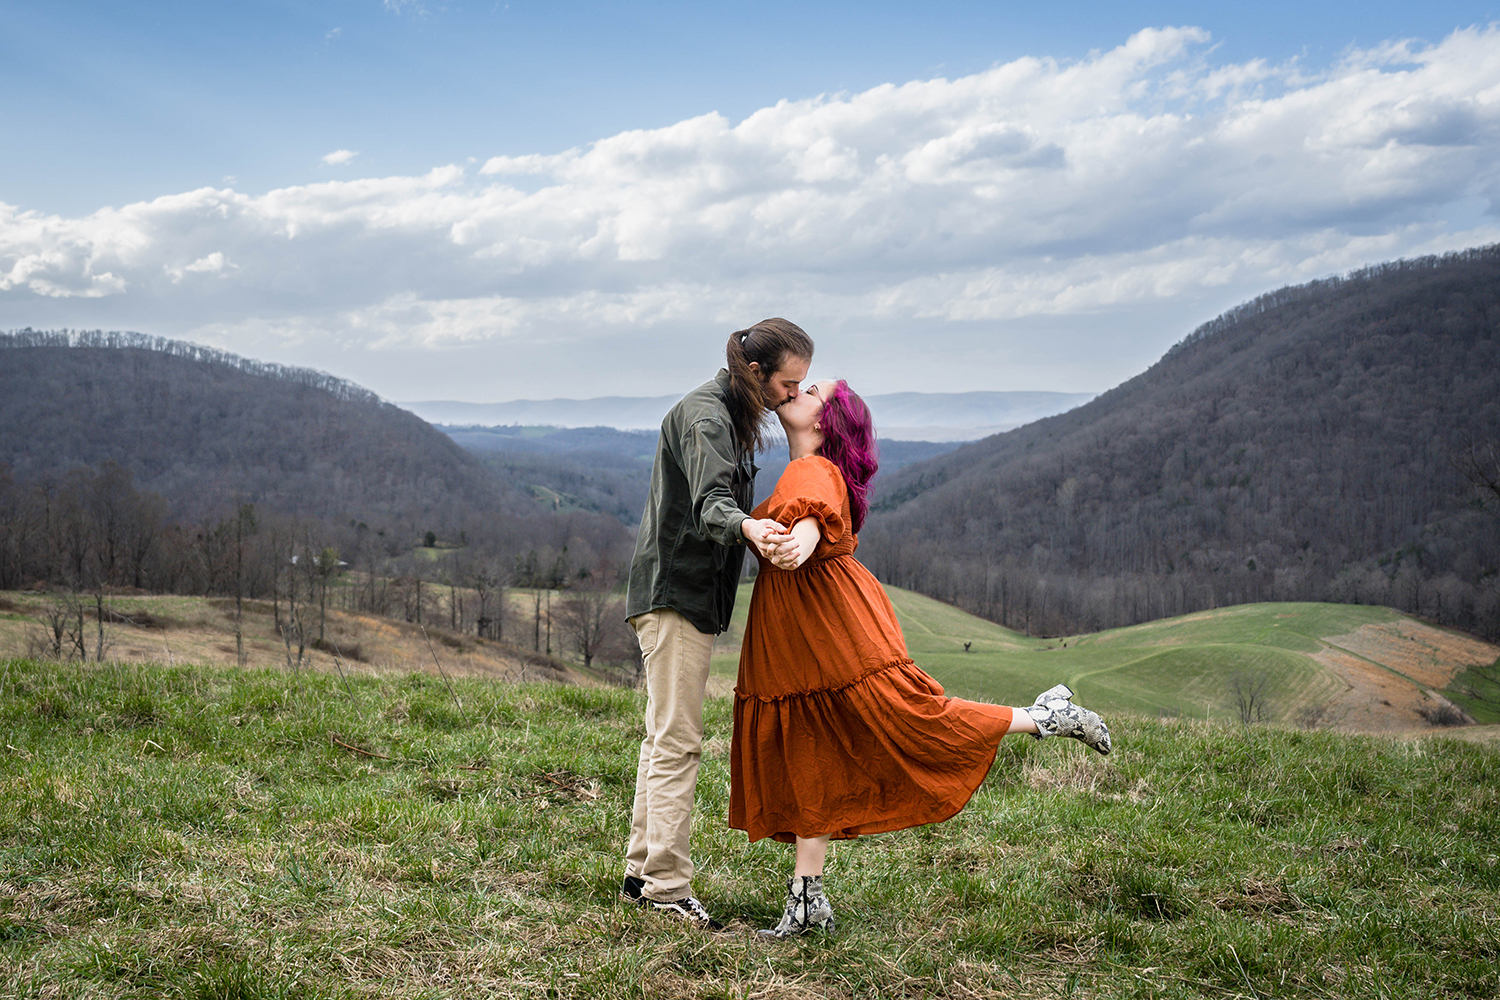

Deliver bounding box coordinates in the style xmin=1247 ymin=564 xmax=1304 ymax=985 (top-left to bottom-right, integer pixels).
xmin=771 ymin=516 xmax=823 ymax=571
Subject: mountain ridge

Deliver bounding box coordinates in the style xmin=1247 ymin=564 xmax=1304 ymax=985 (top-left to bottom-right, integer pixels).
xmin=861 ymin=244 xmax=1500 ymax=643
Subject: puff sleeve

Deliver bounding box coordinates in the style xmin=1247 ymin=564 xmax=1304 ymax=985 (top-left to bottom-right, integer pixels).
xmin=764 ymin=456 xmax=848 ymax=559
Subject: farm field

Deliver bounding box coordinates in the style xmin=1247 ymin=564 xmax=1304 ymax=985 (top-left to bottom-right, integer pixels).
xmin=4 ymin=582 xmax=1496 ymax=734
xmin=711 ymin=584 xmax=1500 ymax=732
xmin=1 ymin=659 xmax=1497 ymax=999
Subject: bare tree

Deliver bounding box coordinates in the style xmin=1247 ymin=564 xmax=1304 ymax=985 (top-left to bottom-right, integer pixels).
xmin=469 ymin=560 xmax=509 ymax=641
xmin=1453 ymin=436 xmax=1500 ymax=519
xmin=233 ymin=503 xmax=257 ymax=667
xmin=1229 ymin=673 xmax=1272 ymax=725
xmin=312 ymin=546 xmax=340 ymax=642
xmin=556 ymin=587 xmax=620 ymax=672
xmin=27 ymin=597 xmax=73 ymax=659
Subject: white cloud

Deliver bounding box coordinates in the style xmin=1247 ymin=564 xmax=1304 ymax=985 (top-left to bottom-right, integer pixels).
xmin=165 ymin=251 xmax=234 ymax=283
xmin=320 ymin=149 xmax=359 ymax=166
xmin=3 ymin=25 xmax=1500 ymax=397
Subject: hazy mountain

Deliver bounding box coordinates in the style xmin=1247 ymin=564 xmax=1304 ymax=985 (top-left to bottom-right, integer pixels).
xmin=860 ymin=245 xmax=1500 ymax=642
xmin=859 ymin=390 xmax=1098 ymax=440
xmin=404 ymin=397 xmax=680 ymax=432
xmin=401 ymin=390 xmax=1096 ymax=441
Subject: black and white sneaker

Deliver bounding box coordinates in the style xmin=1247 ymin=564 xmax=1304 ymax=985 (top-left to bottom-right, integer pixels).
xmin=646 ymin=894 xmax=724 ymax=930
xmin=621 ymin=876 xmax=724 ymax=930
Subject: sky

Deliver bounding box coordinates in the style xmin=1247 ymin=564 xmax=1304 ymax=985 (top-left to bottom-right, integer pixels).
xmin=2 ymin=1 xmax=1499 ymax=402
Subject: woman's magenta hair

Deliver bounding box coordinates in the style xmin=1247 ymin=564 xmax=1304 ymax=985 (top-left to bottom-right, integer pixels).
xmin=818 ymin=380 xmax=879 ymax=533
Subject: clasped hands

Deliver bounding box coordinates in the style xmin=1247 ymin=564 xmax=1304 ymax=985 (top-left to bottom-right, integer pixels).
xmin=742 ymin=517 xmax=802 ymax=570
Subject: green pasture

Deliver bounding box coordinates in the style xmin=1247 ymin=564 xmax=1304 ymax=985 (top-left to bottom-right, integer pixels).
xmin=1 ymin=658 xmax=1497 ymax=999
xmin=712 ymin=582 xmax=1455 ymax=725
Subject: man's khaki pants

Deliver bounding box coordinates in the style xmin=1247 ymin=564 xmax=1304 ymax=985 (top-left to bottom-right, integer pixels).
xmin=625 ymin=608 xmax=715 ymax=902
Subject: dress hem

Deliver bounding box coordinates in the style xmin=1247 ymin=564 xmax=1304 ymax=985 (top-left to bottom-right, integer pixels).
xmin=729 ymin=738 xmax=1002 ymax=845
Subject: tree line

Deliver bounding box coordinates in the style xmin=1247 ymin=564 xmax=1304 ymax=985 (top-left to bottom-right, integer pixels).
xmin=0 ymin=458 xmax=641 ymax=679
xmin=1 ymin=328 xmax=384 ymax=405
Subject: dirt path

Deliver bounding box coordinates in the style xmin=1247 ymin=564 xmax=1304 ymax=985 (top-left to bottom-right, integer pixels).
xmin=1310 ymin=620 xmax=1498 ymax=731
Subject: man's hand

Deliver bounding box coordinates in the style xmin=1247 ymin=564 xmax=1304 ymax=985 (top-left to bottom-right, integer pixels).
xmin=768 ymin=540 xmax=802 ymax=571
xmin=742 ymin=517 xmax=793 ymax=562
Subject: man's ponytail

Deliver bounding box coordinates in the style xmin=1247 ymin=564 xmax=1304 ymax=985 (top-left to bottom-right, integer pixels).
xmin=724 ymin=318 xmax=814 ymax=455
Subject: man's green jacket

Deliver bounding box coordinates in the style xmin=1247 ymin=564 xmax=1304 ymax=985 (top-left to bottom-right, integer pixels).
xmin=625 ymin=370 xmax=757 ymax=635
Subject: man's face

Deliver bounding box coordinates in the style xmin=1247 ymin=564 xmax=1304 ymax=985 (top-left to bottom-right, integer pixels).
xmin=755 ymin=354 xmax=811 ymax=410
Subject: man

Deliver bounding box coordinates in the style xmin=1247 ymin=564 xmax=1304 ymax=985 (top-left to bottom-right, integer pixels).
xmin=621 ymin=318 xmax=814 ymax=928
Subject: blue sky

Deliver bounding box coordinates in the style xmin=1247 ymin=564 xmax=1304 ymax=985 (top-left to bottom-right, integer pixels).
xmin=3 ymin=2 xmax=1499 ymax=401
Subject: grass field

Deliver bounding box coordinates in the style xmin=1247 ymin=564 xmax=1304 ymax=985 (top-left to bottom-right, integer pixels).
xmin=713 ymin=585 xmax=1499 ymax=731
xmin=2 ymin=658 xmax=1498 ymax=999
xmin=5 ymin=581 xmax=1495 ymax=735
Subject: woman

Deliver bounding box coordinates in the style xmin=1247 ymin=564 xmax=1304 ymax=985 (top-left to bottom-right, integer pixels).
xmin=621 ymin=318 xmax=814 ymax=930
xmin=729 ymin=379 xmax=1111 ymax=938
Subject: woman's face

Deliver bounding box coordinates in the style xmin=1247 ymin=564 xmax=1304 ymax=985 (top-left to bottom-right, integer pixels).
xmin=777 ymin=378 xmax=837 ymax=436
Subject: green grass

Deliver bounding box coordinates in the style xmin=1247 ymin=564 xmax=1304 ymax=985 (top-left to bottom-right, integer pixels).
xmin=714 ymin=585 xmax=1476 ymax=726
xmin=890 ymin=598 xmax=1409 ymax=724
xmin=1449 ymin=657 xmax=1500 ymax=725
xmin=2 ymin=658 xmax=1498 ymax=998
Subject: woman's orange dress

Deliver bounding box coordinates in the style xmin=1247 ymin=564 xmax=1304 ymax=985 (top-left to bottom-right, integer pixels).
xmin=729 ymin=455 xmax=1014 ymax=844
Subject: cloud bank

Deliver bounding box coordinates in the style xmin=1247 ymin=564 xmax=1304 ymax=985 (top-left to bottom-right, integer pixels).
xmin=3 ymin=26 xmax=1498 ymax=397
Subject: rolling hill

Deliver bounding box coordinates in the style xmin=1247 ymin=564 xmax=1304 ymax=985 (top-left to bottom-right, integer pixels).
xmin=0 ymin=329 xmax=636 ymax=603
xmin=707 ymin=581 xmax=1499 ymax=732
xmin=5 ymin=576 xmax=1492 ymax=733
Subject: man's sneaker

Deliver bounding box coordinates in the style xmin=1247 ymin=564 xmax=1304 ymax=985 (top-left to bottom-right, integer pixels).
xmin=646 ymin=894 xmax=724 ymax=930
xmin=1025 ymin=683 xmax=1112 ymax=755
xmin=760 ymin=875 xmax=836 ymax=938
xmin=620 ymin=874 xmax=645 ymax=902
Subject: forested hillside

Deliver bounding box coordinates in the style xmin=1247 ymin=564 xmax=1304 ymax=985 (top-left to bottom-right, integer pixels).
xmin=861 ymin=245 xmax=1500 ymax=640
xmin=0 ymin=330 xmax=512 ymax=527
xmin=0 ymin=331 xmax=634 ymax=603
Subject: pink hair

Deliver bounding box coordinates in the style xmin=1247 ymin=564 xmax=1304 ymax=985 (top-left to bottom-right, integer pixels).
xmin=818 ymin=380 xmax=879 ymax=532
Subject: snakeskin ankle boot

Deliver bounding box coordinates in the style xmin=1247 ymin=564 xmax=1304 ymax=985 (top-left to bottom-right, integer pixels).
xmin=1025 ymin=683 xmax=1112 ymax=755
xmin=759 ymin=875 xmax=836 ymax=938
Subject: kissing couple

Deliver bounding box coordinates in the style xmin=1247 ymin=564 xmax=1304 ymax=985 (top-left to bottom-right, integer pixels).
xmin=620 ymin=318 xmax=1111 ymax=935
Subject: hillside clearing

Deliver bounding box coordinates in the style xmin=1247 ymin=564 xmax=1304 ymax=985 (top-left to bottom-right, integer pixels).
xmin=0 ymin=591 xmax=573 ymax=688
xmin=712 ymin=588 xmax=1499 ymax=733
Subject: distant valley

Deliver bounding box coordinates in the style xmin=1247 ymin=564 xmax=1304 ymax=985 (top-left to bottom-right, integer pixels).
xmin=399 ymin=389 xmax=1097 ymax=442
xmin=438 ymin=423 xmax=965 ymax=526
